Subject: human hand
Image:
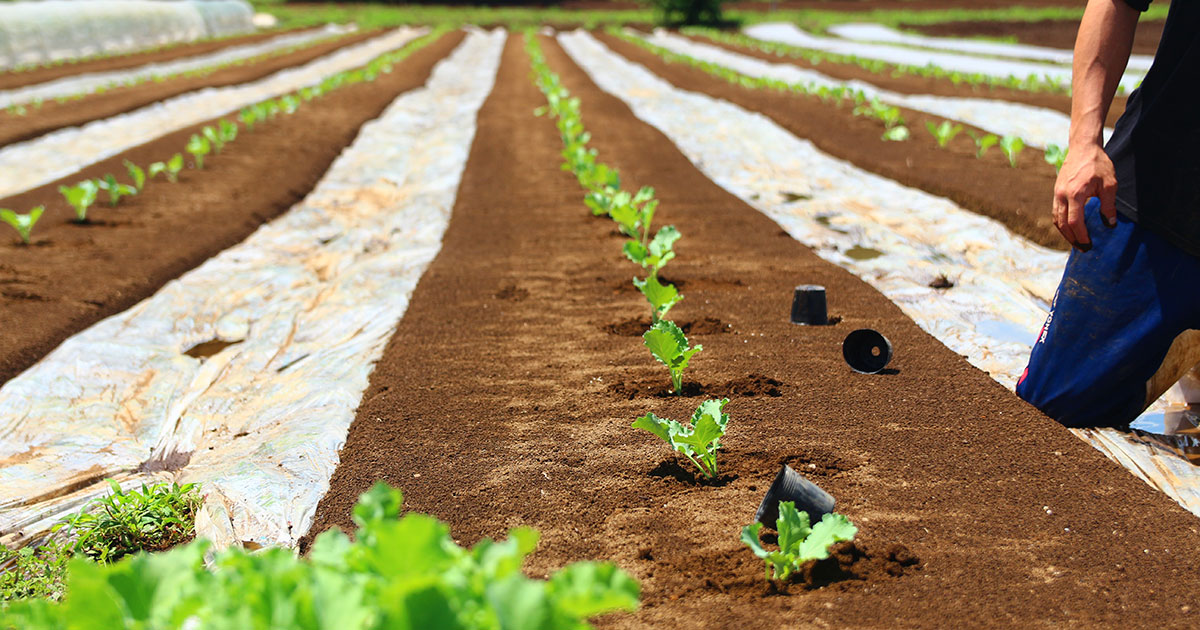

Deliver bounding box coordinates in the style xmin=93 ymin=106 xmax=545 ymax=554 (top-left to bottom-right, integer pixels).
xmin=1052 ymin=143 xmax=1118 ymax=251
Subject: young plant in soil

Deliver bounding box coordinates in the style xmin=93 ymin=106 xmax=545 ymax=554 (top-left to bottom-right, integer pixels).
xmin=625 ymin=224 xmax=680 ymax=273
xmin=1043 ymin=143 xmax=1068 ymax=172
xmin=0 ymin=206 xmax=44 ymax=245
xmin=97 ymin=174 xmax=136 ymax=207
xmin=58 ymin=180 xmax=99 ymax=222
xmin=925 ymin=120 xmax=963 ymax=148
xmin=202 ymin=125 xmax=225 ymax=154
xmin=644 ymin=319 xmax=702 ymax=394
xmin=999 ymin=135 xmax=1026 ymax=168
xmin=149 ymin=153 xmax=185 ymax=183
xmin=123 ymin=160 xmax=146 ymax=192
xmin=634 ymin=273 xmax=683 ymax=324
xmin=741 ymin=502 xmax=858 ymax=582
xmin=186 ymin=133 xmax=211 ymax=169
xmin=0 ymin=541 xmax=70 ymax=601
xmin=54 ymin=479 xmax=202 ymax=564
xmin=632 ymin=398 xmax=730 ymax=479
xmin=969 ymin=131 xmax=999 ymax=159
xmin=218 ymin=119 xmax=238 ymax=146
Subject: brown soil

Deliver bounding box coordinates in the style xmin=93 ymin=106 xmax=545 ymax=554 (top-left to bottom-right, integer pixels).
xmin=303 ymin=34 xmax=1200 ymax=628
xmin=601 ymin=32 xmax=1064 ymax=249
xmin=906 ymin=18 xmax=1167 ymax=57
xmin=0 ymin=29 xmax=383 ymax=149
xmin=0 ymin=30 xmax=465 ymax=387
xmin=0 ymin=27 xmax=323 ymax=91
xmin=688 ymin=31 xmax=1131 ymax=127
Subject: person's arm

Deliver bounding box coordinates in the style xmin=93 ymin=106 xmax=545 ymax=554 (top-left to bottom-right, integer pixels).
xmin=1053 ymin=0 xmax=1141 ymax=251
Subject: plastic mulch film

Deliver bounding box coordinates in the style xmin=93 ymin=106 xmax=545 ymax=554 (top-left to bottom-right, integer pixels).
xmin=744 ymin=22 xmax=1146 ymax=94
xmin=0 ymin=29 xmax=507 ymax=551
xmin=0 ymin=1 xmax=255 ymax=70
xmin=634 ymin=29 xmax=1102 ymax=149
xmin=0 ymin=24 xmax=356 ymax=110
xmin=827 ymin=23 xmax=1155 ymax=73
xmin=559 ymin=30 xmax=1200 ymax=517
xmin=0 ymin=27 xmax=426 ymax=200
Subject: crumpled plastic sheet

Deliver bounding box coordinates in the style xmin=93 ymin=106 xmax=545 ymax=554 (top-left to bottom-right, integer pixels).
xmin=0 ymin=1 xmax=254 ymax=70
xmin=828 ymin=23 xmax=1156 ymax=73
xmin=560 ymin=30 xmax=1200 ymax=517
xmin=744 ymin=22 xmax=1145 ymax=94
xmin=0 ymin=24 xmax=356 ymax=110
xmin=0 ymin=27 xmax=426 ymax=200
xmin=0 ymin=28 xmax=507 ymax=551
xmin=634 ymin=29 xmax=1105 ymax=149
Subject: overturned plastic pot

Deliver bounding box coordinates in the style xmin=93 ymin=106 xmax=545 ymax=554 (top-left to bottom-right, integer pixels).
xmin=790 ymin=284 xmax=828 ymax=325
xmin=756 ymin=464 xmax=836 ymax=527
xmin=843 ymin=328 xmax=893 ymax=374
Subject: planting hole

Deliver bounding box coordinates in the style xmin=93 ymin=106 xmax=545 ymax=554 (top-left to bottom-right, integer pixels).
xmin=184 ymin=339 xmax=241 ymax=359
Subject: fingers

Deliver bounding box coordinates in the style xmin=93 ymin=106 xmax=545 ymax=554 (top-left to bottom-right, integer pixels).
xmin=1066 ymin=193 xmax=1092 ymax=251
xmin=1099 ymin=177 xmax=1119 ymax=228
xmin=1052 ymin=189 xmax=1073 ymax=245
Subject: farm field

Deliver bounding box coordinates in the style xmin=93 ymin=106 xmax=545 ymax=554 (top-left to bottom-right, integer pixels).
xmin=0 ymin=1 xmax=1197 ymax=629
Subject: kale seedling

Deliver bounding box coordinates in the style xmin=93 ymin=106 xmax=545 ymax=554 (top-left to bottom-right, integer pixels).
xmin=633 ymin=273 xmax=683 ymax=323
xmin=59 ymin=180 xmax=99 ymax=222
xmin=999 ymin=135 xmax=1026 ymax=168
xmin=123 ymin=160 xmax=146 ymax=191
xmin=0 ymin=206 xmax=43 ymax=244
xmin=925 ymin=120 xmax=963 ymax=148
xmin=643 ymin=319 xmax=702 ymax=394
xmin=969 ymin=131 xmax=999 ymax=158
xmin=741 ymin=502 xmax=858 ymax=582
xmin=625 ymin=225 xmax=680 ymax=273
xmin=882 ymin=125 xmax=910 ymax=142
xmin=202 ymin=125 xmax=224 ymax=154
xmin=632 ymin=398 xmax=730 ymax=479
xmin=218 ymin=119 xmax=238 ymax=145
xmin=97 ymin=174 xmax=136 ymax=206
xmin=1043 ymin=143 xmax=1068 ymax=172
xmin=239 ymin=106 xmax=260 ymax=129
xmin=186 ymin=134 xmax=211 ymax=169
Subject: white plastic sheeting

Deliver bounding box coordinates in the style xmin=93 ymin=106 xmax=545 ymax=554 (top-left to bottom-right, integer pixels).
xmin=744 ymin=22 xmax=1145 ymax=93
xmin=634 ymin=29 xmax=1100 ymax=149
xmin=0 ymin=24 xmax=355 ymax=110
xmin=0 ymin=28 xmax=507 ymax=550
xmin=828 ymin=23 xmax=1156 ymax=73
xmin=0 ymin=1 xmax=255 ymax=70
xmin=0 ymin=27 xmax=426 ymax=199
xmin=560 ymin=31 xmax=1200 ymax=516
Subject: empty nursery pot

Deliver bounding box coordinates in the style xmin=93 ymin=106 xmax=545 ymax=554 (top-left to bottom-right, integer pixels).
xmin=842 ymin=328 xmax=893 ymax=374
xmin=790 ymin=285 xmax=828 ymax=325
xmin=756 ymin=464 xmax=836 ymax=527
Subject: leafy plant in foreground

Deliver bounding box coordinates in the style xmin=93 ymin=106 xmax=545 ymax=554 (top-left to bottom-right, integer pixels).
xmin=58 ymin=180 xmax=99 ymax=222
xmin=54 ymin=480 xmax=201 ymax=564
xmin=0 ymin=542 xmax=70 ymax=601
xmin=969 ymin=131 xmax=999 ymax=159
xmin=97 ymin=174 xmax=136 ymax=207
xmin=925 ymin=120 xmax=963 ymax=148
xmin=122 ymin=160 xmax=145 ymax=191
xmin=643 ymin=319 xmax=702 ymax=394
xmin=186 ymin=134 xmax=211 ymax=169
xmin=999 ymin=135 xmax=1026 ymax=168
xmin=741 ymin=502 xmax=858 ymax=582
xmin=149 ymin=153 xmax=184 ymax=183
xmin=633 ymin=273 xmax=683 ymax=324
xmin=1043 ymin=143 xmax=1068 ymax=172
xmin=0 ymin=482 xmax=640 ymax=629
xmin=632 ymin=398 xmax=730 ymax=479
xmin=0 ymin=206 xmax=44 ymax=245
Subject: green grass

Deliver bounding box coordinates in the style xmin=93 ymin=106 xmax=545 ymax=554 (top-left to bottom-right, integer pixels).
xmin=0 ymin=543 xmax=70 ymax=602
xmin=55 ymin=480 xmax=202 ymax=564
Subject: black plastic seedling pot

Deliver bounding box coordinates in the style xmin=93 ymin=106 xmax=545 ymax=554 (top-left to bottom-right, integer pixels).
xmin=756 ymin=464 xmax=836 ymax=527
xmin=842 ymin=328 xmax=893 ymax=374
xmin=790 ymin=285 xmax=828 ymax=325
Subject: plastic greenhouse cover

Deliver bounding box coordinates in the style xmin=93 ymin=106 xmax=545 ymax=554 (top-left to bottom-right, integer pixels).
xmin=0 ymin=1 xmax=255 ymax=70
xmin=743 ymin=22 xmax=1145 ymax=94
xmin=0 ymin=29 xmax=507 ymax=551
xmin=0 ymin=23 xmax=355 ymax=110
xmin=0 ymin=27 xmax=426 ymax=199
xmin=828 ymin=23 xmax=1156 ymax=73
xmin=560 ymin=30 xmax=1200 ymax=517
xmin=635 ymin=29 xmax=1104 ymax=149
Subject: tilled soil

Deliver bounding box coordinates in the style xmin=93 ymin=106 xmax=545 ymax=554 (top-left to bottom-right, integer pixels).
xmin=305 ymin=34 xmax=1200 ymax=629
xmin=0 ymin=30 xmax=465 ymax=387
xmin=906 ymin=18 xmax=1166 ymax=57
xmin=0 ymin=29 xmax=384 ymax=149
xmin=690 ymin=31 xmax=1131 ymax=127
xmin=599 ymin=32 xmax=1064 ymax=249
xmin=0 ymin=27 xmax=323 ymax=91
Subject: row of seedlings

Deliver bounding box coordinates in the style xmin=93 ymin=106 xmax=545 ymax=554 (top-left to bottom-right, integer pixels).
xmin=616 ymin=30 xmax=1069 ymax=172
xmin=0 ymin=29 xmax=449 ymax=246
xmin=525 ymin=32 xmax=858 ymax=584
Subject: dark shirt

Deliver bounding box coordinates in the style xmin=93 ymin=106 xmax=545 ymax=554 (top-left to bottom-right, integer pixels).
xmin=1106 ymin=0 xmax=1200 ymax=256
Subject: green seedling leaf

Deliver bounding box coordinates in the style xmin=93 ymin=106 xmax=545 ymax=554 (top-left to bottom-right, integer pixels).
xmin=882 ymin=125 xmax=910 ymax=142
xmin=238 ymin=106 xmax=259 ymax=129
xmin=633 ymin=273 xmax=682 ymax=324
xmin=97 ymin=174 xmax=136 ymax=206
xmin=1043 ymin=143 xmax=1068 ymax=172
xmin=218 ymin=119 xmax=238 ymax=145
xmin=632 ymin=399 xmax=729 ymax=479
xmin=925 ymin=120 xmax=963 ymax=148
xmin=970 ymin=131 xmax=999 ymax=158
xmin=186 ymin=134 xmax=210 ymax=169
xmin=999 ymin=135 xmax=1026 ymax=168
xmin=643 ymin=319 xmax=702 ymax=395
xmin=202 ymin=125 xmax=224 ymax=154
xmin=59 ymin=180 xmax=98 ymax=222
xmin=741 ymin=502 xmax=858 ymax=582
xmin=624 ymin=225 xmax=680 ymax=272
xmin=0 ymin=206 xmax=43 ymax=244
xmin=123 ymin=160 xmax=145 ymax=191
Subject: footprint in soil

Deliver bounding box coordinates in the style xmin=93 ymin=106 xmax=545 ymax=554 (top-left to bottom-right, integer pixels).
xmin=607 ymin=374 xmax=783 ymax=399
xmin=647 ymin=458 xmax=737 ymax=487
xmin=604 ymin=316 xmax=732 ymax=337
